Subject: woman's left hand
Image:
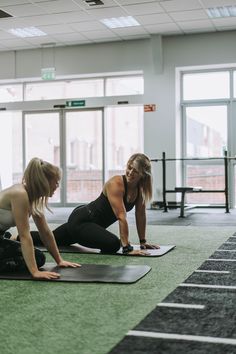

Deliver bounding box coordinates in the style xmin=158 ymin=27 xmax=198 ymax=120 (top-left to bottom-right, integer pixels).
xmin=58 ymin=260 xmax=81 ymax=268
xmin=140 ymin=243 xmax=160 ymax=250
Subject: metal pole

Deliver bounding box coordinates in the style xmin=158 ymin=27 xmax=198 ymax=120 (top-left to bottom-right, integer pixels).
xmin=162 ymin=152 xmax=168 ymax=212
xmin=224 ymin=150 xmax=230 ymax=213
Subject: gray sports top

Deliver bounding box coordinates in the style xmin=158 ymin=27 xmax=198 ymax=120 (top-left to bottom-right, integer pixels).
xmin=0 ymin=208 xmax=16 ymax=232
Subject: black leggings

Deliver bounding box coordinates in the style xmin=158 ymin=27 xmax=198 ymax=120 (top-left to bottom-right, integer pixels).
xmin=30 ymin=205 xmax=121 ymax=253
xmin=0 ymin=235 xmax=45 ymax=272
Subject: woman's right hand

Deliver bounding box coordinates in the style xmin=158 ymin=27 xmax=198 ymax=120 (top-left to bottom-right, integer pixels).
xmin=32 ymin=270 xmax=60 ymax=280
xmin=128 ymin=249 xmax=150 ymax=256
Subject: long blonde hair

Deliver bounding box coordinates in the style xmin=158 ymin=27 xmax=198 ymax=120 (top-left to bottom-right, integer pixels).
xmin=126 ymin=153 xmax=152 ymax=204
xmin=22 ymin=158 xmax=61 ymax=216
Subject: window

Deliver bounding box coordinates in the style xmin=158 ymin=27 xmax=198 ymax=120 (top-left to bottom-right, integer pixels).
xmin=186 ymin=106 xmax=227 ymax=158
xmin=183 ymin=71 xmax=230 ymax=100
xmin=106 ymin=106 xmax=143 ymax=178
xmin=0 ymin=84 xmax=23 ymax=102
xmin=0 ymin=111 xmax=23 ymax=188
xmin=106 ymin=76 xmax=143 ymax=96
xmin=25 ymin=79 xmax=104 ymax=101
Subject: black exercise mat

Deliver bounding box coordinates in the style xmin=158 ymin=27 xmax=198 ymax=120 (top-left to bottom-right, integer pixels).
xmin=38 ymin=244 xmax=175 ymax=256
xmin=0 ymin=262 xmax=151 ymax=283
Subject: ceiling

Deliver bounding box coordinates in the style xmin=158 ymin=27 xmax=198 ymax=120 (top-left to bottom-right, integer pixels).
xmin=0 ymin=0 xmax=236 ymax=52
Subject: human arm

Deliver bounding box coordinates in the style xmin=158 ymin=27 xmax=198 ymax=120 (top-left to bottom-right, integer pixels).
xmin=33 ymin=214 xmax=80 ymax=268
xmin=11 ymin=189 xmax=60 ymax=279
xmin=105 ymin=177 xmax=129 ymax=247
xmin=135 ymin=194 xmax=160 ymax=249
xmin=105 ymin=177 xmax=147 ymax=255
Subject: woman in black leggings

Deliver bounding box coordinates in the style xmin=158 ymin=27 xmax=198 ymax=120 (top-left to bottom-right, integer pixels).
xmin=30 ymin=153 xmax=159 ymax=255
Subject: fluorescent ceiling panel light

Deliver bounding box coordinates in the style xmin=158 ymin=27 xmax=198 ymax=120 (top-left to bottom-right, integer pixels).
xmin=100 ymin=16 xmax=140 ymax=29
xmin=8 ymin=27 xmax=47 ymax=38
xmin=207 ymin=6 xmax=236 ymax=18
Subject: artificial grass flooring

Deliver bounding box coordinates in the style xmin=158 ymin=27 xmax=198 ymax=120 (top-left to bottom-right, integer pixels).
xmin=0 ymin=224 xmax=235 ymax=354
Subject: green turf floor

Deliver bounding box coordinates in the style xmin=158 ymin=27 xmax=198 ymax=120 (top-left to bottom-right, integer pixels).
xmin=0 ymin=225 xmax=235 ymax=354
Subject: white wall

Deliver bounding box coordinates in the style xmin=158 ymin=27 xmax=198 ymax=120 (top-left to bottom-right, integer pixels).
xmin=1 ymin=30 xmax=236 ymax=201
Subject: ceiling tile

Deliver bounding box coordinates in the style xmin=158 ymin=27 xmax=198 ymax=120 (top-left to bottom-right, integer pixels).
xmin=111 ymin=26 xmax=148 ymax=35
xmin=73 ymin=0 xmax=118 ymax=9
xmin=120 ymin=33 xmax=150 ymax=40
xmin=51 ymin=32 xmax=89 ymax=41
xmin=135 ymin=13 xmax=172 ymax=25
xmin=123 ymin=2 xmax=164 ymax=16
xmin=116 ymin=0 xmax=156 ymax=5
xmin=86 ymin=7 xmax=127 ymax=19
xmin=201 ymin=0 xmax=236 ymax=7
xmin=160 ymin=0 xmax=203 ymax=12
xmin=1 ymin=4 xmax=47 ymax=17
xmin=0 ymin=30 xmax=18 ymax=39
xmin=81 ymin=29 xmax=118 ymax=39
xmin=145 ymin=22 xmax=182 ymax=34
xmin=70 ymin=21 xmax=105 ymax=31
xmin=0 ymin=1 xmax=31 ymax=5
xmin=170 ymin=10 xmax=209 ymax=22
xmin=212 ymin=17 xmax=236 ymax=26
xmin=37 ymin=0 xmax=81 ymax=13
xmin=0 ymin=38 xmax=35 ymax=47
xmin=37 ymin=24 xmax=74 ymax=34
xmin=178 ymin=19 xmax=215 ymax=30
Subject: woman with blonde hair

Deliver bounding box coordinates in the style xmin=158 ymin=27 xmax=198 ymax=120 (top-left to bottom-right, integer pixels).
xmin=0 ymin=158 xmax=80 ymax=279
xmin=31 ymin=153 xmax=159 ymax=255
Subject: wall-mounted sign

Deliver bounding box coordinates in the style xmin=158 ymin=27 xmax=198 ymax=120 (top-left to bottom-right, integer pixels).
xmin=41 ymin=67 xmax=56 ymax=80
xmin=66 ymin=100 xmax=86 ymax=107
xmin=144 ymin=104 xmax=156 ymax=112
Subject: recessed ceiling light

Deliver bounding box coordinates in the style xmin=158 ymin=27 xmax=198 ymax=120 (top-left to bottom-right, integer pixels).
xmin=7 ymin=27 xmax=47 ymax=38
xmin=100 ymin=16 xmax=140 ymax=29
xmin=207 ymin=6 xmax=236 ymax=18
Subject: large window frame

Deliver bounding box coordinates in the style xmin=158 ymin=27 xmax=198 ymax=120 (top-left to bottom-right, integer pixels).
xmin=181 ymin=67 xmax=236 ymax=208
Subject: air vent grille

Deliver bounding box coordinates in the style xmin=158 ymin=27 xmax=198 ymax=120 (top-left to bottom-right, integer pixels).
xmin=0 ymin=10 xmax=13 ymax=18
xmin=84 ymin=0 xmax=104 ymax=6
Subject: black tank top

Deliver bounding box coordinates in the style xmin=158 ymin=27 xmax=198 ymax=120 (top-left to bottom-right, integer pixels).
xmin=87 ymin=175 xmax=137 ymax=228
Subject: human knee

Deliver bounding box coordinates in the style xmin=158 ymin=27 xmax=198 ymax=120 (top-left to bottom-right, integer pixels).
xmin=102 ymin=237 xmax=120 ymax=253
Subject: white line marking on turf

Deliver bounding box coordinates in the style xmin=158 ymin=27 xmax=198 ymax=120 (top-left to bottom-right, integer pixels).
xmin=207 ymin=258 xmax=236 ymax=262
xmin=194 ymin=270 xmax=230 ymax=274
xmin=127 ymin=331 xmax=236 ymax=345
xmin=157 ymin=302 xmax=205 ymax=309
xmin=216 ymin=249 xmax=236 ymax=252
xmin=225 ymin=242 xmax=236 ymax=244
xmin=179 ymin=283 xmax=236 ymax=290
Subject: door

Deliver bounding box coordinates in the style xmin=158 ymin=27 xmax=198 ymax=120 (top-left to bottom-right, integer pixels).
xmin=183 ymin=104 xmax=228 ymax=205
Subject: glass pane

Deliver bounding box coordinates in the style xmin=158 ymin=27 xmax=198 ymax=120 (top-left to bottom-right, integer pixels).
xmin=0 ymin=111 xmax=23 ymax=189
xmin=186 ymin=106 xmax=227 ymax=158
xmin=235 ymin=165 xmax=236 ymax=207
xmin=186 ymin=165 xmax=225 ymax=204
xmin=0 ymin=84 xmax=23 ymax=102
xmin=233 ymin=71 xmax=236 ymax=98
xmin=106 ymin=76 xmax=144 ymax=96
xmin=106 ymin=106 xmax=143 ymax=178
xmin=25 ymin=79 xmax=104 ymax=101
xmin=183 ymin=72 xmax=229 ymax=100
xmin=66 ymin=110 xmax=103 ymax=203
xmin=65 ymin=79 xmax=103 ymax=98
xmin=25 ymin=112 xmax=60 ymax=202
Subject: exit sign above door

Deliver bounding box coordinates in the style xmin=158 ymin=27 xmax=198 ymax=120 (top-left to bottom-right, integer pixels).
xmin=66 ymin=100 xmax=86 ymax=107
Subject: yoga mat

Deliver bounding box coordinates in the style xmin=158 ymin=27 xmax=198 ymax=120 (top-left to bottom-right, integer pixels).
xmin=38 ymin=244 xmax=176 ymax=256
xmin=0 ymin=262 xmax=151 ymax=283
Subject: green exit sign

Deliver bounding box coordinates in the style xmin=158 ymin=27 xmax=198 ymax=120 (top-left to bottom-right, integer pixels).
xmin=66 ymin=100 xmax=86 ymax=107
xmin=41 ymin=67 xmax=56 ymax=80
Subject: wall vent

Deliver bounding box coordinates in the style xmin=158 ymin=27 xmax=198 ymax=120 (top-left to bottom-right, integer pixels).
xmin=0 ymin=9 xmax=13 ymax=18
xmin=84 ymin=0 xmax=104 ymax=6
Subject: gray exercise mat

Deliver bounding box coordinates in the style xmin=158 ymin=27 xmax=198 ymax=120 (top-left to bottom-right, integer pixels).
xmin=38 ymin=244 xmax=176 ymax=256
xmin=0 ymin=262 xmax=151 ymax=283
